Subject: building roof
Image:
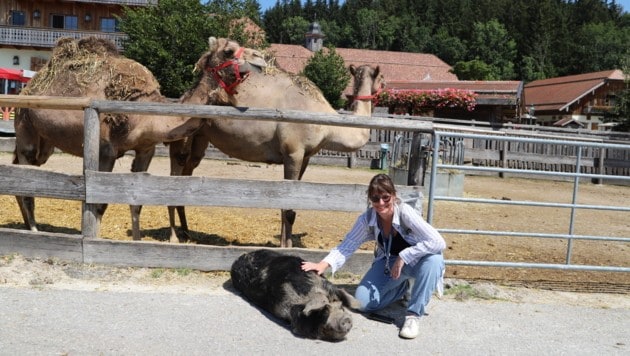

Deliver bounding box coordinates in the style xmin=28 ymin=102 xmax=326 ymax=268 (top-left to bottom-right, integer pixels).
xmin=524 ymin=69 xmax=624 ymax=112
xmin=267 ymin=43 xmax=458 ymax=95
xmin=553 ymin=117 xmax=585 ymax=128
xmin=386 ymin=80 xmax=523 ymax=105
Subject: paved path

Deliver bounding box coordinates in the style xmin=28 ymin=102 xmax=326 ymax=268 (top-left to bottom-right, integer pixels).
xmin=1 ymin=284 xmax=628 ymax=355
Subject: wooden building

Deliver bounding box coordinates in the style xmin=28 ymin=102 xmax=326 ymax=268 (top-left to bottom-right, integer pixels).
xmin=0 ymin=0 xmax=155 ymax=71
xmin=524 ymin=70 xmax=625 ymax=131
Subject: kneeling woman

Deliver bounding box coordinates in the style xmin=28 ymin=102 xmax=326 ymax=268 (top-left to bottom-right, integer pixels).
xmin=302 ymin=173 xmax=446 ymax=339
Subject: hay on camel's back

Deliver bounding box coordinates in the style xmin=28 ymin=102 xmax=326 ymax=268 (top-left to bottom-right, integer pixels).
xmin=22 ymin=36 xmax=160 ymax=101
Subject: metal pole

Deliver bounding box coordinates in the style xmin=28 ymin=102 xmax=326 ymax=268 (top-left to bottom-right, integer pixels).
xmin=566 ymin=146 xmax=582 ymax=264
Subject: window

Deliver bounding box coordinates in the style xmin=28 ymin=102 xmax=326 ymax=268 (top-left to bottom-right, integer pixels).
xmin=51 ymin=15 xmax=64 ymax=29
xmin=100 ymin=18 xmax=119 ymax=33
xmin=65 ymin=16 xmax=78 ymax=30
xmin=51 ymin=14 xmax=78 ymax=30
xmin=11 ymin=11 xmax=25 ymax=26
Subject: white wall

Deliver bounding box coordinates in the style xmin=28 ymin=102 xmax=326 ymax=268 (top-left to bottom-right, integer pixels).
xmin=0 ymin=48 xmax=50 ymax=70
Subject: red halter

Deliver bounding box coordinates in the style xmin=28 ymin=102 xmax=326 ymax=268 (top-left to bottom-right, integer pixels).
xmin=353 ymin=84 xmax=383 ymax=106
xmin=206 ymin=47 xmax=248 ymax=95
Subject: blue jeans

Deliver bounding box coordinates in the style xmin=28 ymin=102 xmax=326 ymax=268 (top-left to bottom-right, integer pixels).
xmin=354 ymin=253 xmax=444 ymax=317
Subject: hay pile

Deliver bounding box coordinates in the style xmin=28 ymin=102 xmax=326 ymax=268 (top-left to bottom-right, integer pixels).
xmin=22 ymin=36 xmax=160 ymax=101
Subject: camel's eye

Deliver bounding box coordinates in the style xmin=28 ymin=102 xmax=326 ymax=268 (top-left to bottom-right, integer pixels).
xmin=223 ymin=48 xmax=234 ymax=58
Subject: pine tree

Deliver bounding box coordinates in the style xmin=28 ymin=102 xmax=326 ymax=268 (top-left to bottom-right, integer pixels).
xmin=302 ymin=46 xmax=350 ymax=108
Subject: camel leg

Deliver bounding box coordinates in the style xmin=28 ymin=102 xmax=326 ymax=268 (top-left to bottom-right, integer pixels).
xmin=168 ymin=134 xmax=208 ymax=243
xmin=168 ymin=139 xmax=188 ymax=242
xmin=85 ymin=145 xmax=120 ymax=238
xmin=130 ymin=147 xmax=155 ymax=241
xmin=280 ymin=154 xmax=308 ymax=247
xmin=280 ymin=209 xmax=296 ymax=248
xmin=15 ymin=196 xmax=37 ymax=231
xmin=12 ymin=124 xmax=55 ymax=231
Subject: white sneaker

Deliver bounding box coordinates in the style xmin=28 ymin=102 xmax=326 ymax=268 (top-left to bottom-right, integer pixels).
xmin=399 ymin=315 xmax=421 ymax=339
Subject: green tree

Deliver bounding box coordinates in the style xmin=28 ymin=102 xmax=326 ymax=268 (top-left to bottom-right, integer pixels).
xmin=427 ymin=27 xmax=467 ymax=65
xmin=609 ymin=56 xmax=630 ymax=131
xmin=280 ymin=16 xmax=310 ymax=44
xmin=119 ymin=0 xmax=226 ymax=98
xmin=467 ymin=19 xmax=517 ymax=80
xmin=119 ymin=0 xmax=262 ymax=98
xmin=451 ymin=60 xmax=495 ymax=81
xmin=569 ymin=21 xmax=630 ymax=73
xmin=302 ymin=46 xmax=350 ymax=108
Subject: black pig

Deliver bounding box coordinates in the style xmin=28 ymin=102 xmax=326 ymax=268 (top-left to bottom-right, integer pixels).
xmin=230 ymin=249 xmax=360 ymax=341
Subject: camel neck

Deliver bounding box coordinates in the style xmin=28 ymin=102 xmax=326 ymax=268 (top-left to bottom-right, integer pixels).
xmin=353 ymin=100 xmax=372 ymax=116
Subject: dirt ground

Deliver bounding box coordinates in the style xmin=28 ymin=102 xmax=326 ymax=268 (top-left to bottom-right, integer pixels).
xmin=1 ymin=152 xmax=629 ymax=292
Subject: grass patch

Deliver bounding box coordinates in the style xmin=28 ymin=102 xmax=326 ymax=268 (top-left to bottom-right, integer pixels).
xmin=445 ymin=284 xmax=498 ymax=301
xmin=175 ymin=268 xmax=193 ymax=277
xmin=150 ymin=268 xmax=166 ymax=279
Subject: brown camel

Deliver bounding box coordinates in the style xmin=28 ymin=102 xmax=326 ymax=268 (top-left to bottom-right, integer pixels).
xmin=168 ymin=39 xmax=384 ymax=247
xmin=13 ymin=36 xmax=266 ymax=240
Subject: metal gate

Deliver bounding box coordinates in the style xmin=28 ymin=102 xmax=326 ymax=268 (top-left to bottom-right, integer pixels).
xmin=426 ymin=130 xmax=630 ymax=273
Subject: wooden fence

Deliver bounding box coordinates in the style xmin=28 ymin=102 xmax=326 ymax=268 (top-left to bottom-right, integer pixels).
xmin=0 ymin=95 xmax=430 ymax=274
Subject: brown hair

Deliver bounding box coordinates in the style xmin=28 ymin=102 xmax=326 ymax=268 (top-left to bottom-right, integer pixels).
xmin=367 ymin=174 xmax=397 ymax=198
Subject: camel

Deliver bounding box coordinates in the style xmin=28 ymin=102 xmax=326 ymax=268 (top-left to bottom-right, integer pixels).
xmin=13 ymin=36 xmax=266 ymax=240
xmin=168 ymin=38 xmax=384 ymax=247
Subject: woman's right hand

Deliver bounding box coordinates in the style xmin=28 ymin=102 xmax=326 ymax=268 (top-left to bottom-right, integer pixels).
xmin=301 ymin=261 xmax=329 ymax=275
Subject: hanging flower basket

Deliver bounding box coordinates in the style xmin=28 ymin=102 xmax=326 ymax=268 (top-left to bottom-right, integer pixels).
xmin=378 ymin=88 xmax=477 ymax=115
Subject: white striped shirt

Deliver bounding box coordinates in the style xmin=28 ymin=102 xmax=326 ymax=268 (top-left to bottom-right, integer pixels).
xmin=323 ymin=201 xmax=446 ymax=273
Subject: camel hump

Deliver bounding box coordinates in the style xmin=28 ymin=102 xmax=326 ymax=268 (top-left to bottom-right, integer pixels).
xmin=24 ymin=36 xmax=160 ymax=100
xmin=51 ymin=36 xmax=120 ymax=61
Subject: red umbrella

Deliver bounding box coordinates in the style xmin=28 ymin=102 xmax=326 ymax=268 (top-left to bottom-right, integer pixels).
xmin=0 ymin=68 xmax=30 ymax=82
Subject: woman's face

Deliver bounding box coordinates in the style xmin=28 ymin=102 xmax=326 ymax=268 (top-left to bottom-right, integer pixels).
xmin=370 ymin=190 xmax=394 ymax=216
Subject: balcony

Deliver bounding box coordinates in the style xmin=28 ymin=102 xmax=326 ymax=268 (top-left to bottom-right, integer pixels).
xmin=0 ymin=26 xmax=127 ymax=51
xmin=584 ymin=105 xmax=615 ymax=115
xmin=64 ymin=0 xmax=157 ymax=5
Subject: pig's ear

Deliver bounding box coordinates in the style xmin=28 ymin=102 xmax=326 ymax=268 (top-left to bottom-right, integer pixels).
xmin=302 ymin=294 xmax=328 ymax=316
xmin=336 ymin=288 xmax=361 ymax=310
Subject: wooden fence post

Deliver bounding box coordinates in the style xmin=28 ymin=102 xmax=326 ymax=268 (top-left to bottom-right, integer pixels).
xmin=595 ymin=147 xmax=606 ymax=185
xmin=82 ymin=107 xmax=100 ymax=239
xmin=499 ymin=140 xmax=507 ymax=178
xmin=406 ymin=131 xmax=424 ymax=186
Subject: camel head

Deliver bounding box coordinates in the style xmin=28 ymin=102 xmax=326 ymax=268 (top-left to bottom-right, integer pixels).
xmin=195 ymin=37 xmax=267 ymax=96
xmin=348 ymin=64 xmax=385 ymax=111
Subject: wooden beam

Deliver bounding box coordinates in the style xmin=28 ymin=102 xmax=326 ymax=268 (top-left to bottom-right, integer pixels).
xmin=0 ymin=95 xmax=91 ymax=110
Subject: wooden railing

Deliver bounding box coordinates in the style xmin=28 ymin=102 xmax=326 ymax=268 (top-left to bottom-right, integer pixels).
xmin=0 ymin=26 xmax=127 ymax=50
xmin=71 ymin=0 xmax=156 ymax=5
xmin=0 ymin=95 xmax=428 ymax=271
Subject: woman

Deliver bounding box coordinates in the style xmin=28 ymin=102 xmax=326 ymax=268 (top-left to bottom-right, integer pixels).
xmin=302 ymin=173 xmax=446 ymax=339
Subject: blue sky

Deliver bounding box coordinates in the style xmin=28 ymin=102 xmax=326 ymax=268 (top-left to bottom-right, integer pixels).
xmin=257 ymin=0 xmax=630 ymax=13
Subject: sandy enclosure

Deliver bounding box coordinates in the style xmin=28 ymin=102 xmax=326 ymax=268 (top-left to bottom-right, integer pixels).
xmin=1 ymin=152 xmax=629 ymax=290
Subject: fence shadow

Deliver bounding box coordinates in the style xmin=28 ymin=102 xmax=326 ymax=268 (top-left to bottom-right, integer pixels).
xmin=0 ymin=222 xmax=81 ymax=235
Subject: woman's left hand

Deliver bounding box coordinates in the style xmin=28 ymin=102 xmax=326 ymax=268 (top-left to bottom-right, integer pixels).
xmin=391 ymin=257 xmax=405 ymax=279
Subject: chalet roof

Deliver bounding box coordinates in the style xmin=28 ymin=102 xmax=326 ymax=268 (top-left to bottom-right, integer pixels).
xmin=267 ymin=44 xmax=458 ymax=95
xmin=553 ymin=117 xmax=585 ymax=128
xmin=386 ymin=80 xmax=523 ymax=105
xmin=524 ymin=69 xmax=624 ymax=112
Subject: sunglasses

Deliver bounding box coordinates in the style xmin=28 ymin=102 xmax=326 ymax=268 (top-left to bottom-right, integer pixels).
xmin=369 ymin=194 xmax=392 ymax=203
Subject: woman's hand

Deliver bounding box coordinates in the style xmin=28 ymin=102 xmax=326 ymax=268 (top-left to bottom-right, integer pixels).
xmin=391 ymin=257 xmax=405 ymax=279
xmin=301 ymin=261 xmax=329 ymax=275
